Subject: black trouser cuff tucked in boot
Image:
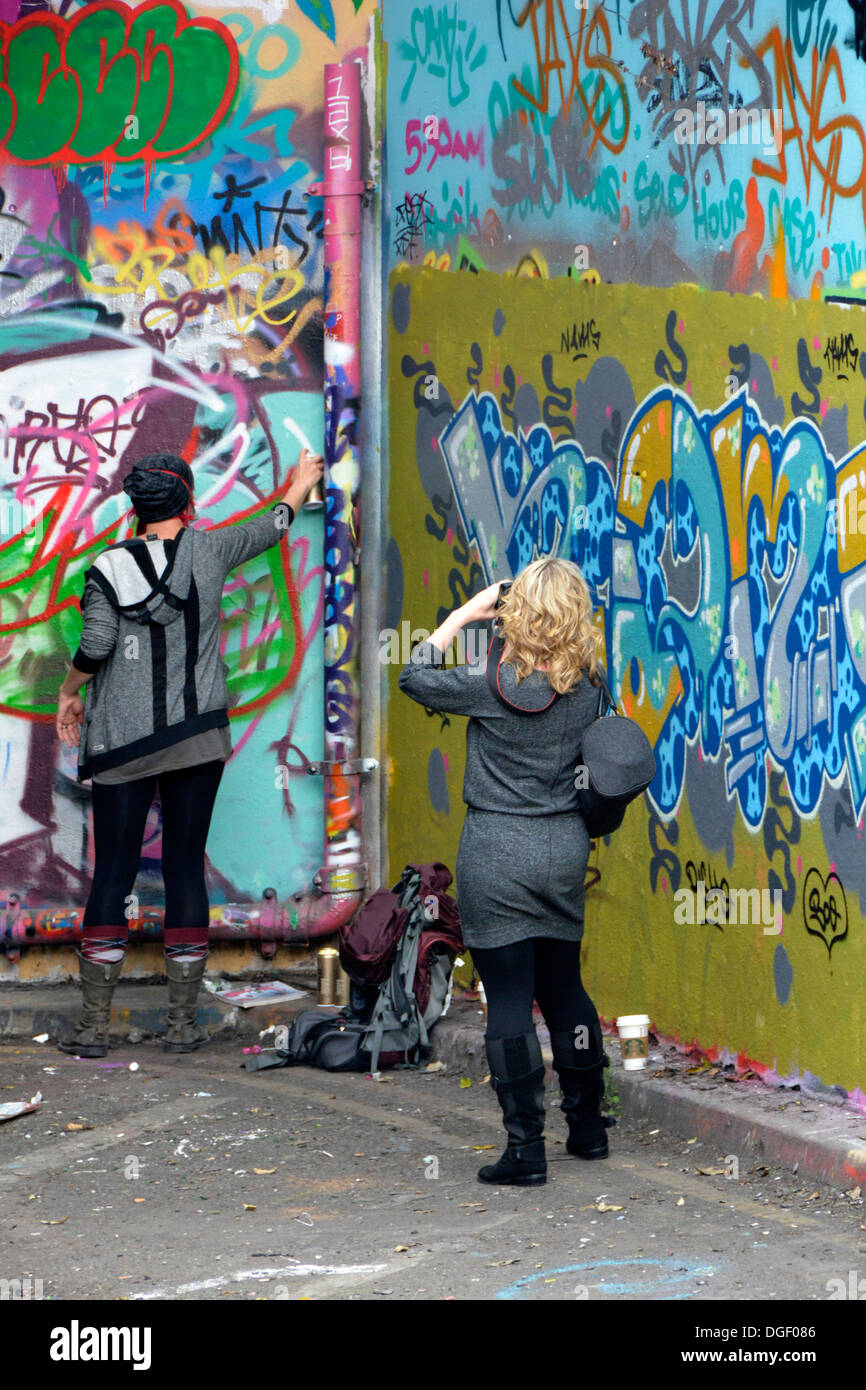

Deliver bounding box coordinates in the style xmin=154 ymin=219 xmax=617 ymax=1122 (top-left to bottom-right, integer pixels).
xmin=549 ymin=1026 xmax=613 ymax=1160
xmin=478 ymin=1031 xmax=547 ymax=1186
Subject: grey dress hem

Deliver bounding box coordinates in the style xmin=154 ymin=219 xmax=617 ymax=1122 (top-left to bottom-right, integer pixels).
xmin=456 ymin=807 xmax=590 ymax=950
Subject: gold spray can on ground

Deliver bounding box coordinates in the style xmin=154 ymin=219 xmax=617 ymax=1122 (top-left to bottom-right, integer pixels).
xmin=317 ymin=946 xmax=340 ymax=1005
xmin=337 ymin=960 xmax=352 ymax=1007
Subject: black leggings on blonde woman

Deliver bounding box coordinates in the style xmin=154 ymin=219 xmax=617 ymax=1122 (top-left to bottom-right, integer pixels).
xmin=471 ymin=937 xmax=604 ymax=1059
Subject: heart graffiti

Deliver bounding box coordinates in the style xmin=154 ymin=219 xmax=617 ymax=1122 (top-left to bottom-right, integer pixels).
xmin=802 ymin=868 xmax=849 ymax=957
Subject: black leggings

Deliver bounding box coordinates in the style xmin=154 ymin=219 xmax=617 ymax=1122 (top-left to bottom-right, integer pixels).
xmin=83 ymin=761 xmax=224 ymax=939
xmin=471 ymin=938 xmax=603 ymax=1056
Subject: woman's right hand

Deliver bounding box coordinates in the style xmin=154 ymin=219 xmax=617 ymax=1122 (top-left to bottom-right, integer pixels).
xmin=295 ymin=448 xmax=325 ymax=499
xmin=464 ymin=581 xmax=507 ymax=623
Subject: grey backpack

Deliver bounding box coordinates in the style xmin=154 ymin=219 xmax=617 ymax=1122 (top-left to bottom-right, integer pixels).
xmin=361 ymin=876 xmax=457 ymax=1072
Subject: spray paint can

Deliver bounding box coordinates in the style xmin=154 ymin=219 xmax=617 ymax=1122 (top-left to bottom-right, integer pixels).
xmin=337 ymin=965 xmax=352 ymax=1007
xmin=317 ymin=947 xmax=351 ymax=1006
xmin=317 ymin=947 xmax=339 ymax=1005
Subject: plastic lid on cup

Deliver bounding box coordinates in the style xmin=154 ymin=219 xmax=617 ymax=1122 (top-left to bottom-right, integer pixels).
xmin=616 ymin=1014 xmax=650 ymax=1028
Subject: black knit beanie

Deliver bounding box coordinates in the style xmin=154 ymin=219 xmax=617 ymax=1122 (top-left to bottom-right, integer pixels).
xmin=123 ymin=454 xmax=195 ymax=523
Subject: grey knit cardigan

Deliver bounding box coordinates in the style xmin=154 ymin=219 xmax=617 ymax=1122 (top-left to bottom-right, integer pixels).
xmin=398 ymin=640 xmax=602 ymax=814
xmin=73 ymin=505 xmax=293 ymax=781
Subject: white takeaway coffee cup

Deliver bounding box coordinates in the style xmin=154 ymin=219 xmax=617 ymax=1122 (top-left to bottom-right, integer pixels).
xmin=616 ymin=1014 xmax=651 ymax=1070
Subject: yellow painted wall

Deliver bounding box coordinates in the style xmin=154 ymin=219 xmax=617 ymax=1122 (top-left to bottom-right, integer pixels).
xmin=386 ymin=268 xmax=866 ymax=1095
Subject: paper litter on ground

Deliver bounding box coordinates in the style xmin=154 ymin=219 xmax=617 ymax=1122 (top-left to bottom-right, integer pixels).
xmin=0 ymin=1092 xmax=42 ymax=1123
xmin=206 ymin=980 xmax=307 ymax=1008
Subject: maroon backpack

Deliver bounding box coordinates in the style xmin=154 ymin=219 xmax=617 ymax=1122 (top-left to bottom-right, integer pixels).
xmin=339 ymin=861 xmax=463 ymax=1009
xmin=340 ymin=863 xmax=464 ymax=1067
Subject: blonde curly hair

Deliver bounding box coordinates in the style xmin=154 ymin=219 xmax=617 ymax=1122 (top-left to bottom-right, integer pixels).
xmin=497 ymin=556 xmax=603 ymax=693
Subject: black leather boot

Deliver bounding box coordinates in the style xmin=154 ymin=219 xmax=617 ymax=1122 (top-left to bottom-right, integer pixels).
xmin=550 ymin=1026 xmax=615 ymax=1160
xmin=478 ymin=1031 xmax=547 ymax=1186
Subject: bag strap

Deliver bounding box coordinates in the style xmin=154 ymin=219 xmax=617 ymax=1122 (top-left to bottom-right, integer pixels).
xmin=366 ymin=899 xmax=427 ymax=1073
xmin=595 ymin=671 xmax=618 ymax=718
xmin=397 ymin=868 xmax=422 ymax=908
xmin=393 ymin=908 xmax=432 ymax=1068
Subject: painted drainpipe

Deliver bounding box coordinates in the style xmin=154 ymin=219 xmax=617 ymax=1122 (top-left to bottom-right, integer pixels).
xmin=298 ymin=59 xmax=368 ymax=941
xmin=1 ymin=65 xmax=369 ymax=959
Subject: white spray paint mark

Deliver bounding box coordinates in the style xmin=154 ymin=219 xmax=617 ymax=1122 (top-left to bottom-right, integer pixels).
xmin=281 ymin=414 xmax=316 ymax=458
xmin=12 ymin=312 xmax=225 ymax=413
xmin=129 ymin=1262 xmax=388 ymax=1299
xmin=194 ymin=0 xmax=287 ymax=22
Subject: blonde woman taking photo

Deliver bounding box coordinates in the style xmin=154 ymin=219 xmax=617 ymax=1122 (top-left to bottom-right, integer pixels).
xmin=399 ymin=557 xmax=610 ymax=1187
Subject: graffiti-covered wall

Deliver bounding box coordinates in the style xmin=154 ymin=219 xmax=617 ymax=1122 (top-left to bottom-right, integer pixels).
xmin=383 ymin=0 xmax=866 ymax=1097
xmin=0 ymin=0 xmax=373 ymax=960
xmin=386 ymin=0 xmax=866 ymax=296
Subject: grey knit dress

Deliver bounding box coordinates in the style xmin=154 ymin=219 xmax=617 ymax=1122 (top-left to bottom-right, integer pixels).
xmin=398 ymin=641 xmax=601 ymax=949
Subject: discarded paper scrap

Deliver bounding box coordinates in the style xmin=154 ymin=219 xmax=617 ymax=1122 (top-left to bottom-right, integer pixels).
xmin=0 ymin=1092 xmax=42 ymax=1123
xmin=208 ymin=980 xmax=308 ymax=1008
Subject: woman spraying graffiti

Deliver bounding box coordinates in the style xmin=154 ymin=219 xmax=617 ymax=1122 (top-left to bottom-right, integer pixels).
xmin=399 ymin=557 xmax=611 ymax=1186
xmin=55 ymin=447 xmax=324 ymax=1057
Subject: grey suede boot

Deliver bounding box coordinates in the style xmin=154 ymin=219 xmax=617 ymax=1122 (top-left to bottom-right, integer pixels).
xmin=163 ymin=957 xmax=210 ymax=1053
xmin=550 ymin=1026 xmax=615 ymax=1160
xmin=58 ymin=954 xmax=123 ymax=1058
xmin=477 ymin=1031 xmax=547 ymax=1186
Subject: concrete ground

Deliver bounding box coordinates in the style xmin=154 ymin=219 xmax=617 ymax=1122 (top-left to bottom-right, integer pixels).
xmin=2 ymin=1007 xmax=866 ymax=1305
xmin=4 ymin=977 xmax=866 ymax=1191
